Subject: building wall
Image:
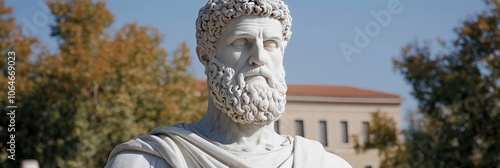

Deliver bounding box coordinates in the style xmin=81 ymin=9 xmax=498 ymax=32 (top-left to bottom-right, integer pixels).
xmin=278 ymin=98 xmax=401 ymax=168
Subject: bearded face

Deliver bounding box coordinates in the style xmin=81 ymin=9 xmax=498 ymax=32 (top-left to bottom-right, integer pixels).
xmin=206 ymin=56 xmax=287 ymax=125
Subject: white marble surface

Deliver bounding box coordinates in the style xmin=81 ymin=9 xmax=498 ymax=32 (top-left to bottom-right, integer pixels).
xmin=107 ymin=0 xmax=352 ymax=167
xmin=106 ymin=123 xmax=352 ymax=168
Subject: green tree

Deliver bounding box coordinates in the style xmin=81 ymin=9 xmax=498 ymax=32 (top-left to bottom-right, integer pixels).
xmin=0 ymin=0 xmax=44 ymax=166
xmin=355 ymin=0 xmax=500 ymax=167
xmin=0 ymin=0 xmax=206 ymax=167
xmin=353 ymin=111 xmax=406 ymax=167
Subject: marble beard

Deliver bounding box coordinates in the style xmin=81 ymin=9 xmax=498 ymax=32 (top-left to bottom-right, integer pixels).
xmin=206 ymin=55 xmax=287 ymax=125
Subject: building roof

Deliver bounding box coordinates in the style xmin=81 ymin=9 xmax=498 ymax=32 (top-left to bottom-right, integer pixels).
xmin=287 ymin=83 xmax=400 ymax=98
xmin=196 ymin=79 xmax=400 ymax=99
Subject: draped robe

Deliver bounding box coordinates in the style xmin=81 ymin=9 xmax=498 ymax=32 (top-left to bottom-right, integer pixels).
xmin=105 ymin=123 xmax=352 ymax=168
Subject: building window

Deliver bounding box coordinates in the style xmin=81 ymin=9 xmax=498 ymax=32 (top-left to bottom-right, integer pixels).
xmin=319 ymin=120 xmax=328 ymax=146
xmin=295 ymin=120 xmax=304 ymax=137
xmin=341 ymin=121 xmax=348 ymax=143
xmin=274 ymin=120 xmax=280 ymax=134
xmin=362 ymin=121 xmax=370 ymax=143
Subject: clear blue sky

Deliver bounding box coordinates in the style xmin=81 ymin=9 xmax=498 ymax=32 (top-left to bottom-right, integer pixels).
xmin=6 ymin=0 xmax=487 ymax=124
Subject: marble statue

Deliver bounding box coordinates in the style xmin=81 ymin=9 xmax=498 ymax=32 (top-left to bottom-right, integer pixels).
xmin=105 ymin=0 xmax=352 ymax=167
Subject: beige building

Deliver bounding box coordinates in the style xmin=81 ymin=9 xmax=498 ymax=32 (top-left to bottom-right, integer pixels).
xmin=276 ymin=83 xmax=403 ymax=168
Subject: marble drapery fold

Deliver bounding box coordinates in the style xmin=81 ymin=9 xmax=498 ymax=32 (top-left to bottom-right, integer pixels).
xmin=106 ymin=123 xmax=352 ymax=168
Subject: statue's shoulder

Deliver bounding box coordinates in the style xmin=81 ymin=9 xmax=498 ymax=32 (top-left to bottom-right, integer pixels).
xmin=105 ymin=123 xmax=194 ymax=168
xmin=293 ymin=136 xmax=353 ymax=168
xmin=105 ymin=150 xmax=171 ymax=168
xmin=293 ymin=135 xmax=322 ymax=147
xmin=149 ymin=122 xmax=193 ymax=136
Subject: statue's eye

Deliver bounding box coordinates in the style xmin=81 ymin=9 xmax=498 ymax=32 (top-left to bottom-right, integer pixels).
xmin=264 ymin=40 xmax=278 ymax=50
xmin=231 ymin=39 xmax=248 ymax=48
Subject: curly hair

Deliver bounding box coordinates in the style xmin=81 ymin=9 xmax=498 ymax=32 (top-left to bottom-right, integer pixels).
xmin=196 ymin=0 xmax=292 ymax=56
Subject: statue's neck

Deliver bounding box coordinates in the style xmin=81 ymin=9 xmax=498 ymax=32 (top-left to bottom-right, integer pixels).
xmin=191 ymin=97 xmax=287 ymax=153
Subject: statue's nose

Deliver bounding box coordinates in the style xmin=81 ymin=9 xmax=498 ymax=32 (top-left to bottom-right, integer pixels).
xmin=248 ymin=41 xmax=267 ymax=66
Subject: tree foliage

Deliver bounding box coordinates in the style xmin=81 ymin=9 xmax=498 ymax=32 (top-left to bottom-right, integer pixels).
xmin=0 ymin=0 xmax=207 ymax=167
xmin=355 ymin=0 xmax=500 ymax=167
xmin=353 ymin=112 xmax=405 ymax=167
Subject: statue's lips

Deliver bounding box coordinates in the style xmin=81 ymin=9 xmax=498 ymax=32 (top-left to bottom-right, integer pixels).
xmin=243 ymin=68 xmax=273 ymax=85
xmin=244 ymin=75 xmax=269 ymax=84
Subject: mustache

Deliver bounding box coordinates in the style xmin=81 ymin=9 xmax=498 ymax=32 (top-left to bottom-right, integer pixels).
xmin=242 ymin=67 xmax=274 ymax=86
xmin=243 ymin=68 xmax=271 ymax=78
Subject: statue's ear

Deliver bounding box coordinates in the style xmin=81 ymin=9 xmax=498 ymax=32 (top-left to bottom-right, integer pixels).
xmin=196 ymin=45 xmax=210 ymax=67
